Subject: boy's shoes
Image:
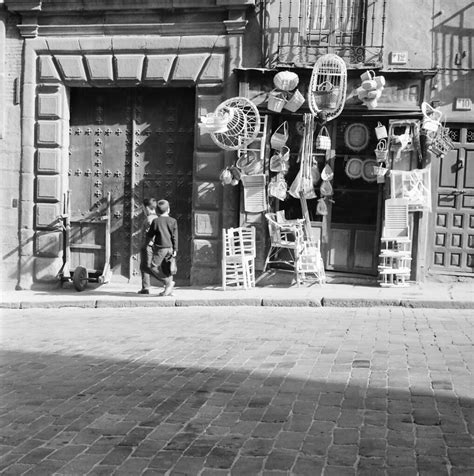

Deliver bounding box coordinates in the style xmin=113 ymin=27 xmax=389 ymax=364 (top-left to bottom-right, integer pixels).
xmin=137 ymin=288 xmax=150 ymax=294
xmin=160 ymin=281 xmax=175 ymax=297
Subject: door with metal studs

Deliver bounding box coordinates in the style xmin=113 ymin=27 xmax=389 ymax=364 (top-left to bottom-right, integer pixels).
xmin=69 ymin=88 xmax=195 ymax=284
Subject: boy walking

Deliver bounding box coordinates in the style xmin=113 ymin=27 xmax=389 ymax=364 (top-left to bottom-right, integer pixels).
xmin=138 ymin=198 xmax=157 ymax=294
xmin=143 ymin=199 xmax=178 ymax=296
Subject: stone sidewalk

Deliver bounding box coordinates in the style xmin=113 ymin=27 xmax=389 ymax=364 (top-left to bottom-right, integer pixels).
xmin=0 ymin=307 xmax=473 ymax=475
xmin=1 ymin=277 xmax=473 ymax=310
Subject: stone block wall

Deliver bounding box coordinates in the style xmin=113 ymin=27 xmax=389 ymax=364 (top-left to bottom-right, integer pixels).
xmin=0 ymin=12 xmax=22 ymax=291
xmin=13 ymin=32 xmax=243 ymax=288
xmin=1 ymin=2 xmax=254 ymax=289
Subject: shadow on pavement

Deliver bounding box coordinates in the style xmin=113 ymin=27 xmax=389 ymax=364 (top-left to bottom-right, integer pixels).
xmin=0 ymin=347 xmax=472 ymax=475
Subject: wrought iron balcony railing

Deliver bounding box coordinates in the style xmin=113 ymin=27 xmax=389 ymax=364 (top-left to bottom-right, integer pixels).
xmin=261 ymin=0 xmax=387 ymax=69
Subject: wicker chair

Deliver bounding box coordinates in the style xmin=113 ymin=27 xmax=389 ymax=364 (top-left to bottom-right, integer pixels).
xmin=264 ymin=212 xmax=306 ymax=285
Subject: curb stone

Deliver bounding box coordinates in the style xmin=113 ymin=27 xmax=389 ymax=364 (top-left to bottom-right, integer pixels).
xmin=261 ymin=298 xmax=322 ymax=307
xmin=322 ymin=297 xmax=402 ymax=307
xmin=0 ymin=297 xmax=472 ymax=310
xmin=0 ymin=302 xmax=21 ymax=309
xmin=175 ymin=298 xmax=262 ymax=307
xmin=20 ymin=300 xmax=96 ymax=309
xmin=401 ymin=300 xmax=474 ymax=309
xmin=96 ymin=299 xmax=176 ymax=308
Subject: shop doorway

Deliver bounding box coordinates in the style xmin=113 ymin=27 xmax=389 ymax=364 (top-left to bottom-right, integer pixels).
xmin=430 ymin=125 xmax=474 ymax=275
xmin=326 ymin=120 xmax=380 ymax=275
xmin=273 ymin=118 xmax=380 ymax=275
xmin=68 ymin=88 xmax=195 ymax=284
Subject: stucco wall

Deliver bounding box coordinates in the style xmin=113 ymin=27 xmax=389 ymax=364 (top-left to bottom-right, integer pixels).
xmin=0 ymin=10 xmax=22 ymax=291
xmin=429 ymin=1 xmax=473 ymax=121
xmin=383 ymin=0 xmax=433 ymax=70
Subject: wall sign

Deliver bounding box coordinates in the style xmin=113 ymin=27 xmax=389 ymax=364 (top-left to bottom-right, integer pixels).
xmin=454 ymin=98 xmax=472 ymax=111
xmin=390 ymin=51 xmax=408 ymax=64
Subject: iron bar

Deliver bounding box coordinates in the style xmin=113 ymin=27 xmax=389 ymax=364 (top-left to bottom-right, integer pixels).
xmin=360 ymin=0 xmax=366 ymax=46
xmin=370 ymin=0 xmax=375 ymax=47
xmin=380 ymin=0 xmax=387 ymax=60
xmin=318 ymin=0 xmax=324 ymax=41
xmin=288 ymin=0 xmax=293 ymax=64
xmin=277 ymin=0 xmax=283 ymax=65
xmin=298 ymin=0 xmax=305 ymax=61
xmin=260 ymin=0 xmax=267 ymax=68
xmin=349 ymin=0 xmax=355 ymax=47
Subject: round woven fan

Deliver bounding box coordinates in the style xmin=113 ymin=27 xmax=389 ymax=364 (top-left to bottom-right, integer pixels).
xmin=210 ymin=97 xmax=261 ymax=151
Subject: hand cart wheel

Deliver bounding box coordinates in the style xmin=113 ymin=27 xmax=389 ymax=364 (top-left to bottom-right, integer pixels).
xmin=73 ymin=266 xmax=89 ymax=291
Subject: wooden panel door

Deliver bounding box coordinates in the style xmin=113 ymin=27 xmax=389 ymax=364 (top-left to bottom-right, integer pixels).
xmin=431 ymin=125 xmax=474 ymax=274
xmin=132 ymin=89 xmax=195 ymax=284
xmin=69 ymin=89 xmax=132 ymax=278
xmin=69 ymin=88 xmax=195 ymax=284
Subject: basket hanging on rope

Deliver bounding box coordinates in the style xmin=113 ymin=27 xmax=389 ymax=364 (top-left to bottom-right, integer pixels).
xmin=209 ymin=97 xmax=261 ymax=151
xmin=308 ymin=54 xmax=347 ymax=121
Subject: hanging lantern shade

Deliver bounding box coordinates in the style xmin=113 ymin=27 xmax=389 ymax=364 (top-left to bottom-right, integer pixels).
xmin=308 ymin=54 xmax=347 ymax=121
xmin=273 ymin=71 xmax=299 ymax=91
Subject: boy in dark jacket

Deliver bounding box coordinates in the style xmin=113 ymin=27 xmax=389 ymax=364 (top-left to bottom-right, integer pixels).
xmin=143 ymin=199 xmax=178 ymax=296
xmin=138 ymin=198 xmax=157 ymax=294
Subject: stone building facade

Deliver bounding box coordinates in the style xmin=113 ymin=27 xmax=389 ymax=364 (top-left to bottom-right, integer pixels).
xmin=0 ymin=0 xmax=472 ymax=291
xmin=0 ymin=0 xmax=257 ymax=290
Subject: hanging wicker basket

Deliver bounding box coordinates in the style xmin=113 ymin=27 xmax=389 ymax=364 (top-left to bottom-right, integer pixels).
xmin=273 ymin=71 xmax=299 ymax=91
xmin=267 ymin=90 xmax=287 ymax=112
xmin=313 ymin=82 xmax=339 ymax=110
xmin=284 ymin=89 xmax=305 ymax=112
xmin=374 ymin=139 xmax=389 ymax=162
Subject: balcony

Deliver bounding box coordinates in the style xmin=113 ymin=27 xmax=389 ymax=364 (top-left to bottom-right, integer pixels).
xmin=261 ymin=0 xmax=387 ymax=69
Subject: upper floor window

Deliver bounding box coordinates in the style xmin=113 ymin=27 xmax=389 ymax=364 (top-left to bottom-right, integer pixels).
xmin=305 ymin=0 xmax=365 ymax=46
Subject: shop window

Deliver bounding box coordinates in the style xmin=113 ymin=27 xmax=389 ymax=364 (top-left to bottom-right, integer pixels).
xmin=304 ymin=0 xmax=364 ymax=46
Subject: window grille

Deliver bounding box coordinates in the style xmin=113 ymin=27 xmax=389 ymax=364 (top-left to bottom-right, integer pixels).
xmin=305 ymin=0 xmax=364 ymax=46
xmin=266 ymin=0 xmax=386 ymax=68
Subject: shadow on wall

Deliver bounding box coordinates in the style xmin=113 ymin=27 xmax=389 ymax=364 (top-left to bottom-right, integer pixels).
xmin=431 ymin=70 xmax=474 ymax=107
xmin=0 ymin=347 xmax=472 ymax=474
xmin=432 ymin=2 xmax=474 ymax=90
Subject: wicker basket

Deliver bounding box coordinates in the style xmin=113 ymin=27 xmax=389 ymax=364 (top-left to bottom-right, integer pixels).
xmin=284 ymin=89 xmax=305 ymax=112
xmin=267 ymin=90 xmax=286 ymax=113
xmin=314 ymin=82 xmax=339 ymax=110
xmin=374 ymin=139 xmax=388 ymax=162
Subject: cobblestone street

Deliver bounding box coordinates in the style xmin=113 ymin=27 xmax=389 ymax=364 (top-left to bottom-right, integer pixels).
xmin=0 ymin=307 xmax=473 ymax=475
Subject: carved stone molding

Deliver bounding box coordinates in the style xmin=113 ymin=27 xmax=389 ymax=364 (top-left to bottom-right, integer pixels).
xmin=4 ymin=0 xmax=42 ymax=12
xmin=6 ymin=1 xmax=255 ymax=13
xmin=44 ymin=52 xmax=226 ymax=85
xmin=5 ymin=0 xmax=255 ymax=38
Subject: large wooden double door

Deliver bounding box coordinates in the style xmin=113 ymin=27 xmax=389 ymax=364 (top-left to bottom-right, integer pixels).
xmin=69 ymin=88 xmax=195 ymax=284
xmin=430 ymin=125 xmax=474 ymax=275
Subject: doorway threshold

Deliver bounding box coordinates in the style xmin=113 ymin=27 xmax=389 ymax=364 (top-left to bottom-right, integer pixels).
xmin=256 ymin=269 xmax=378 ymax=287
xmin=324 ymin=271 xmax=378 ymax=286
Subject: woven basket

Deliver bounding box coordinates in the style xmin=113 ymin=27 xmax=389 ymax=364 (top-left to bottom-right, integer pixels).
xmin=314 ymin=82 xmax=339 ymax=110
xmin=284 ymin=89 xmax=305 ymax=112
xmin=267 ymin=90 xmax=286 ymax=112
xmin=374 ymin=139 xmax=388 ymax=162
